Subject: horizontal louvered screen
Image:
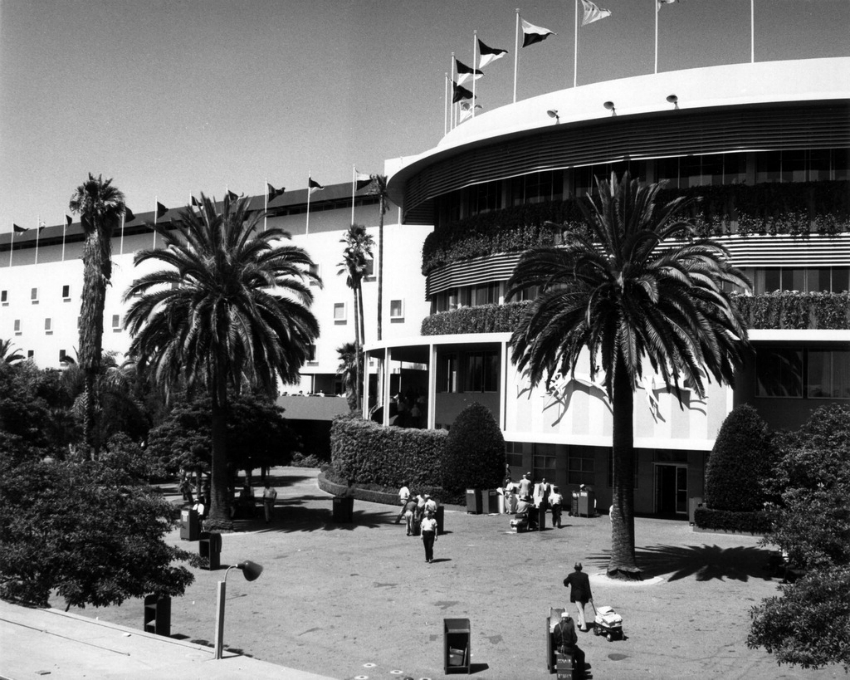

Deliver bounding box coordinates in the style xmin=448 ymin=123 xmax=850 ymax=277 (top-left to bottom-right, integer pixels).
xmin=404 ymin=101 xmax=850 ymax=225
xmin=426 ymin=234 xmax=850 ymax=297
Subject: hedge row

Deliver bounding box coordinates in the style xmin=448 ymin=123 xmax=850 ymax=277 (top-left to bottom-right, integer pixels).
xmin=733 ymin=291 xmax=850 ymax=330
xmin=330 ymin=414 xmax=448 ymax=492
xmin=694 ymin=507 xmax=772 ymax=534
xmin=420 ymin=293 xmax=850 ymax=336
xmin=422 ymin=180 xmax=850 ymax=275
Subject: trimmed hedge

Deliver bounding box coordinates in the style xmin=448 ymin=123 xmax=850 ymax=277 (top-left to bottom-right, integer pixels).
xmin=421 ymin=301 xmax=531 ymax=335
xmin=441 ymin=402 xmax=506 ymax=494
xmin=330 ymin=414 xmax=448 ymax=493
xmin=694 ymin=507 xmax=772 ymax=534
xmin=422 ymin=180 xmax=850 ymax=276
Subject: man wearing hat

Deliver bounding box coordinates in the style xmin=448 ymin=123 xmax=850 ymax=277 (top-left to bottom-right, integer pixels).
xmin=553 ymin=610 xmax=586 ymax=678
xmin=518 ymin=472 xmax=532 ymax=499
xmin=563 ymin=562 xmax=595 ymax=632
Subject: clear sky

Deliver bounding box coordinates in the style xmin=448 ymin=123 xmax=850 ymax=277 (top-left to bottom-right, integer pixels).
xmin=1 ymin=0 xmax=847 ymax=232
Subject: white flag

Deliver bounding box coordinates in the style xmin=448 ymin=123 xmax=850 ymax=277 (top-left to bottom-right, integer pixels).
xmin=581 ymin=0 xmax=612 ymax=26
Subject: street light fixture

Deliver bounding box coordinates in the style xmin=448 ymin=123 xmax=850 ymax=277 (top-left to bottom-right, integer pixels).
xmin=213 ymin=560 xmax=264 ymax=659
xmin=603 ymin=101 xmax=617 ymax=116
xmin=666 ymin=94 xmax=679 ymax=109
xmin=547 ymin=109 xmax=560 ymax=123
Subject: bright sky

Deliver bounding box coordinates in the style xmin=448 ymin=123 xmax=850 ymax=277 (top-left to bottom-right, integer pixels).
xmin=1 ymin=0 xmax=847 ymax=232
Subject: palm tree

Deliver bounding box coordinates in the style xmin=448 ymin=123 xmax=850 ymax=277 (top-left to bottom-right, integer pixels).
xmin=507 ymin=172 xmax=750 ymax=578
xmin=370 ymin=175 xmax=389 ymax=342
xmin=338 ymin=224 xmax=374 ymax=410
xmin=123 ymin=194 xmax=321 ymax=529
xmin=0 ymin=339 xmax=23 ymax=364
xmin=69 ymin=174 xmax=126 ymax=457
xmin=336 ymin=342 xmax=360 ymax=412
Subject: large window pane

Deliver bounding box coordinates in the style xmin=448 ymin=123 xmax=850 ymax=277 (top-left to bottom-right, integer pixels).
xmin=808 ymin=351 xmax=850 ymax=399
xmin=756 ymin=348 xmax=803 ymax=398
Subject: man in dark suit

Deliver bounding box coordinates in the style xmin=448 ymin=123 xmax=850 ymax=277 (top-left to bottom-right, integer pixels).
xmin=563 ymin=562 xmax=594 ymax=631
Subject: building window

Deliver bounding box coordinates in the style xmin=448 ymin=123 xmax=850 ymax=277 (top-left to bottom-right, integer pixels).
xmin=27 ymin=350 xmax=34 ymax=359
xmin=112 ymin=314 xmax=121 ymax=331
xmin=390 ymin=299 xmax=404 ymax=320
xmin=568 ymin=446 xmax=595 ymax=485
xmin=14 ymin=319 xmax=21 ymax=335
xmin=533 ymin=443 xmax=557 ymax=482
xmin=59 ymin=349 xmax=66 ymax=363
xmin=807 ymin=351 xmax=850 ymax=399
xmin=437 ymin=353 xmax=459 ymax=393
xmin=505 ymin=441 xmax=524 ymax=469
xmin=306 ymin=344 xmax=317 ymax=364
xmin=467 ymin=181 xmax=501 ymax=217
xmin=44 ymin=318 xmax=52 ymax=334
xmin=471 ymin=282 xmax=499 ymax=307
xmin=365 ymin=258 xmax=375 ymax=279
xmin=756 ymin=348 xmax=804 ymax=398
xmin=31 ymin=287 xmax=39 ymax=304
xmin=1 ymin=290 xmax=7 ymax=305
xmin=309 ymin=263 xmax=320 ymax=286
xmin=62 ymin=285 xmax=71 ymax=300
xmin=333 ymin=302 xmax=347 ymax=323
xmin=466 ymin=350 xmax=498 ymax=392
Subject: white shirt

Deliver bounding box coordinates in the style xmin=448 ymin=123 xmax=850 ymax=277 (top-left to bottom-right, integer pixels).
xmin=421 ymin=517 xmax=438 ymax=533
xmin=399 ymin=485 xmax=410 ymax=502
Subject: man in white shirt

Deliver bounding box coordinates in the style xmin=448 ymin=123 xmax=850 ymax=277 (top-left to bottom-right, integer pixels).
xmin=395 ymin=482 xmax=410 ymax=524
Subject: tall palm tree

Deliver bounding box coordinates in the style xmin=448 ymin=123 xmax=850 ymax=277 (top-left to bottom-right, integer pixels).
xmin=0 ymin=339 xmax=24 ymax=364
xmin=370 ymin=175 xmax=389 ymax=342
xmin=338 ymin=224 xmax=374 ymax=410
xmin=336 ymin=342 xmax=359 ymax=412
xmin=69 ymin=174 xmax=126 ymax=458
xmin=123 ymin=194 xmax=321 ymax=529
xmin=507 ymin=172 xmax=750 ymax=578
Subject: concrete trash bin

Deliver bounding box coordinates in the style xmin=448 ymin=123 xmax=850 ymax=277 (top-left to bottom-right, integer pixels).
xmin=143 ymin=594 xmax=171 ymax=636
xmin=199 ymin=531 xmax=222 ymax=570
xmin=180 ymin=508 xmax=200 ymax=541
xmin=444 ymin=618 xmax=471 ymax=674
xmin=436 ymin=505 xmax=445 ymax=534
xmin=333 ymin=495 xmax=354 ymax=522
xmin=465 ymin=489 xmax=482 ymax=514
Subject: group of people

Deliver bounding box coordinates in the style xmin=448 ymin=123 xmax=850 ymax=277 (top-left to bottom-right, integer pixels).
xmin=396 ymin=482 xmax=440 ymax=563
xmin=503 ymin=473 xmax=565 ymax=530
xmin=553 ymin=562 xmax=594 ymax=678
xmin=179 ymin=471 xmax=279 ymax=524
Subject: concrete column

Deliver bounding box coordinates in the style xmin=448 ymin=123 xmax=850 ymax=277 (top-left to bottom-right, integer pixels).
xmin=427 ymin=343 xmax=437 ymax=430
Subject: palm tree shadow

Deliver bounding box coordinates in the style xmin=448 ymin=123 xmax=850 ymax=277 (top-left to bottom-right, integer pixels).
xmin=586 ymin=544 xmax=776 ymax=582
xmin=240 ymin=505 xmax=385 ymax=533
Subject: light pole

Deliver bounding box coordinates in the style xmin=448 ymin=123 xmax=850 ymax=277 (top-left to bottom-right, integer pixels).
xmin=213 ymin=560 xmax=263 ymax=659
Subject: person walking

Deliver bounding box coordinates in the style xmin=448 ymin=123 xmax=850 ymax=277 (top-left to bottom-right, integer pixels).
xmin=401 ymin=494 xmax=418 ymax=536
xmin=553 ymin=611 xmax=586 ymax=679
xmin=550 ymin=486 xmax=564 ymax=528
xmin=421 ymin=510 xmax=438 ymax=563
xmin=396 ymin=481 xmax=410 ymax=524
xmin=262 ymin=480 xmax=278 ymax=524
xmin=518 ymin=472 xmax=532 ymax=498
xmin=563 ymin=562 xmax=595 ymax=631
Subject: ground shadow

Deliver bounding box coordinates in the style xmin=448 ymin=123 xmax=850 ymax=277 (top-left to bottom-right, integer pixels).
xmin=430 ymin=558 xmax=452 ymax=564
xmin=235 ymin=504 xmax=386 ymax=533
xmin=469 ymin=662 xmax=490 ymax=673
xmin=585 ymin=544 xmax=776 ymax=582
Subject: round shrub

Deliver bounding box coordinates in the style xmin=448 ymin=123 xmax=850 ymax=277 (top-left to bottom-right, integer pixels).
xmin=705 ymin=404 xmax=776 ymax=512
xmin=441 ymin=402 xmax=505 ymax=493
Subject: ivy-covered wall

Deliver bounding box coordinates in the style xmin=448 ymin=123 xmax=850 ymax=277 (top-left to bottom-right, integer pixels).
xmin=421 ymin=293 xmax=850 ymax=336
xmin=422 ymin=181 xmax=850 ymax=276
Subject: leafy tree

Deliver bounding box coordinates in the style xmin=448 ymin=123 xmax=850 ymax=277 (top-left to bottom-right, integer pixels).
xmin=704 ymin=404 xmax=777 ymax=511
xmin=69 ymin=174 xmax=127 ymax=458
xmin=338 ymin=224 xmax=374 ymax=411
xmin=748 ymin=405 xmax=850 ymax=670
xmin=507 ymin=173 xmax=750 ymax=578
xmin=336 ymin=342 xmax=360 ymax=412
xmin=0 ymin=339 xmax=23 ymax=364
xmin=124 ymin=194 xmax=320 ymax=530
xmin=0 ymin=444 xmax=195 ymax=610
xmin=441 ymin=402 xmax=505 ymax=493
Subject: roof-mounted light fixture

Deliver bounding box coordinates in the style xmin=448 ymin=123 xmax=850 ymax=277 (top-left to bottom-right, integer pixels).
xmin=666 ymin=94 xmax=679 ymax=110
xmin=547 ymin=109 xmax=560 ymax=124
xmin=603 ymin=101 xmax=616 ymax=116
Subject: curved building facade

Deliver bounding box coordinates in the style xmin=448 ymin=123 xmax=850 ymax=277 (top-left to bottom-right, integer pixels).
xmin=368 ymin=57 xmax=850 ymax=516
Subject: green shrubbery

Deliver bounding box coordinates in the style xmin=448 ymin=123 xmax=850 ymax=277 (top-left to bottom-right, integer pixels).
xmin=441 ymin=403 xmax=506 ymax=494
xmin=421 ymin=301 xmax=531 ymax=335
xmin=693 ymin=507 xmax=773 ymax=534
xmin=704 ymin=404 xmax=777 ymax=513
xmin=733 ymin=292 xmax=850 ymax=330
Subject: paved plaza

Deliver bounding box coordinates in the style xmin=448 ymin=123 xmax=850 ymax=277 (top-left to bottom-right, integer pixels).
xmin=40 ymin=468 xmax=842 ymax=680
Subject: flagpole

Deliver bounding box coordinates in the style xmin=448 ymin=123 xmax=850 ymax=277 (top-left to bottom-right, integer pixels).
xmin=513 ymin=9 xmax=520 ymax=103
xmin=306 ymin=173 xmax=311 ymax=236
xmin=654 ymin=0 xmax=659 ymax=74
xmin=750 ymin=0 xmax=754 ymax=63
xmin=472 ymin=31 xmax=478 ymax=118
xmin=450 ymin=52 xmax=456 ymax=130
xmin=351 ymin=166 xmax=356 ymax=226
xmin=35 ymin=215 xmax=40 ymax=265
xmin=574 ymin=0 xmax=579 ymax=87
xmin=444 ymin=73 xmax=449 ymax=136
xmin=62 ymin=215 xmax=66 ymax=262
xmin=153 ymin=196 xmax=157 ymax=249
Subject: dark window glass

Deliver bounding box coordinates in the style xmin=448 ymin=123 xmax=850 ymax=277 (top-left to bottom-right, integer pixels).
xmin=723 ymin=153 xmax=747 ymax=184
xmin=61 ymin=285 xmax=70 ymax=298
xmin=783 ymin=268 xmax=805 ymax=292
xmin=833 ymin=148 xmax=849 ymax=181
xmin=438 ymin=353 xmax=459 ymax=393
xmin=833 ymin=267 xmax=850 ymax=293
xmin=755 ymin=151 xmax=781 ymax=183
xmin=568 ymin=446 xmax=595 ymax=485
xmin=808 ymin=351 xmax=850 ymax=399
xmin=808 ymin=149 xmax=831 ymax=181
xmin=655 ymin=157 xmax=680 ymax=188
xmin=782 ymin=150 xmax=807 ymax=183
xmin=763 ymin=269 xmax=781 ymax=293
xmin=702 ymin=155 xmax=724 ymax=186
xmin=807 ymin=268 xmax=831 ymax=293
xmin=756 ymin=348 xmax=803 ymax=398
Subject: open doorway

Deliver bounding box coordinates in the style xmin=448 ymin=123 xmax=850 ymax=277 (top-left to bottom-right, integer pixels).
xmin=654 ymin=464 xmax=688 ymax=515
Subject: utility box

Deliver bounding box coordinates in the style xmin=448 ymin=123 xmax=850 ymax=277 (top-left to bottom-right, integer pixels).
xmin=436 ymin=505 xmax=445 ymax=535
xmin=444 ymin=618 xmax=471 ymax=674
xmin=333 ymin=496 xmax=354 ymax=522
xmin=485 ymin=489 xmax=500 ymax=514
xmin=689 ymin=496 xmax=703 ymax=525
xmin=578 ymin=490 xmax=596 ymax=517
xmin=465 ymin=489 xmax=482 ymax=514
xmin=199 ymin=531 xmax=222 ymax=570
xmin=143 ymin=594 xmax=171 ymax=637
xmin=180 ymin=508 xmax=200 ymax=541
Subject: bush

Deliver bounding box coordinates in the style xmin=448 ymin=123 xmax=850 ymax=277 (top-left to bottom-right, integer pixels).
xmin=421 ymin=302 xmax=531 ymax=335
xmin=330 ymin=414 xmax=447 ymax=492
xmin=704 ymin=405 xmax=777 ymax=512
xmin=441 ymin=402 xmax=505 ymax=493
xmin=693 ymin=507 xmax=772 ymax=534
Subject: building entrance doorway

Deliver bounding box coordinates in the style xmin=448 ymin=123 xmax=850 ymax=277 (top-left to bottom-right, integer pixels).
xmin=654 ymin=464 xmax=688 ymax=515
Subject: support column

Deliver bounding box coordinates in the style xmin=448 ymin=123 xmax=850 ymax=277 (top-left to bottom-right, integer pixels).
xmin=362 ymin=350 xmax=371 ymax=419
xmin=499 ymin=340 xmax=508 ymax=431
xmin=427 ymin=343 xmax=437 ymax=430
xmin=383 ymin=347 xmax=393 ymax=426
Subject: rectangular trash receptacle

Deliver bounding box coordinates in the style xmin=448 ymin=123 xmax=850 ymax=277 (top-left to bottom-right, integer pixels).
xmin=143 ymin=594 xmax=171 ymax=636
xmin=199 ymin=531 xmax=222 ymax=570
xmin=444 ymin=618 xmax=471 ymax=674
xmin=180 ymin=508 xmax=199 ymax=541
xmin=465 ymin=489 xmax=481 ymax=514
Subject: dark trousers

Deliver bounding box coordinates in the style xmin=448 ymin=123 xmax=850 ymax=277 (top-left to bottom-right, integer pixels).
xmin=560 ymin=645 xmax=586 ymax=679
xmin=539 ymin=503 xmax=548 ymax=530
xmin=422 ymin=531 xmax=435 ymax=561
xmin=552 ymin=504 xmax=562 ymax=528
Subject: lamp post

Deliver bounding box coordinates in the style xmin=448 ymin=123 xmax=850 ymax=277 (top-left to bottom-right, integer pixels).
xmin=213 ymin=560 xmax=263 ymax=659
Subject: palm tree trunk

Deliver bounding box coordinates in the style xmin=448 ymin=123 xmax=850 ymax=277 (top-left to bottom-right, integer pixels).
xmin=207 ymin=361 xmax=233 ymax=531
xmin=377 ymin=196 xmax=384 ymax=342
xmin=608 ymin=357 xmax=641 ymax=579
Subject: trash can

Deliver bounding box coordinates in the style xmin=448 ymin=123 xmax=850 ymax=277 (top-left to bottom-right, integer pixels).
xmin=180 ymin=508 xmax=200 ymax=541
xmin=444 ymin=618 xmax=471 ymax=674
xmin=333 ymin=495 xmax=354 ymax=523
xmin=485 ymin=489 xmax=500 ymax=514
xmin=578 ymin=489 xmax=596 ymax=517
xmin=546 ymin=607 xmax=565 ymax=673
xmin=689 ymin=496 xmax=703 ymax=525
xmin=570 ymin=492 xmax=579 ymax=517
xmin=199 ymin=531 xmax=222 ymax=570
xmin=465 ymin=489 xmax=482 ymax=514
xmin=436 ymin=505 xmax=445 ymax=535
xmin=143 ymin=594 xmax=171 ymax=636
